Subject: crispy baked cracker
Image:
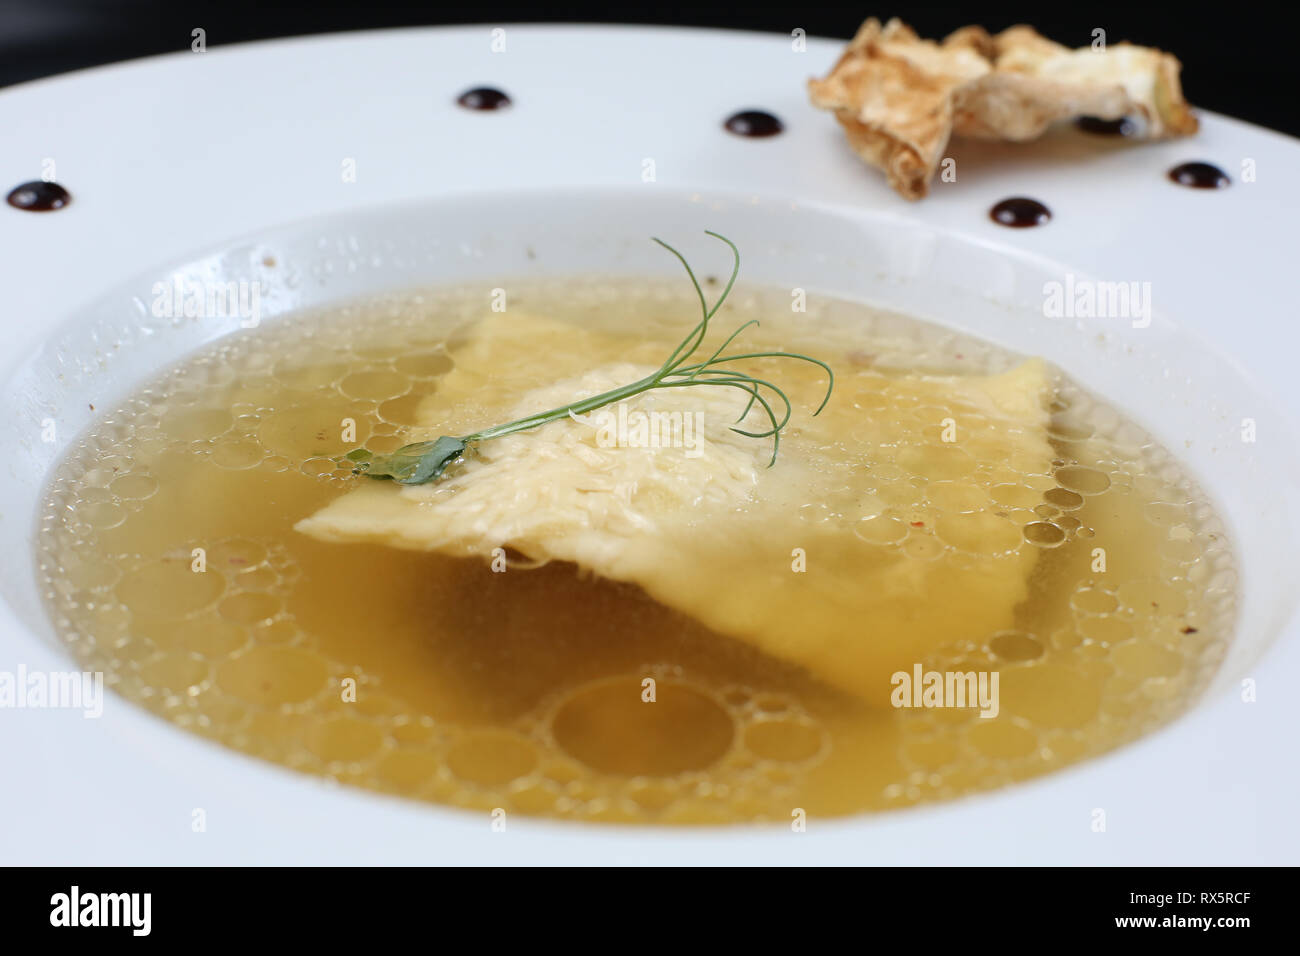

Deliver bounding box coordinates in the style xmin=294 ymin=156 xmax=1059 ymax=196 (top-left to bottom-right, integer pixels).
xmin=808 ymin=18 xmax=1198 ymax=199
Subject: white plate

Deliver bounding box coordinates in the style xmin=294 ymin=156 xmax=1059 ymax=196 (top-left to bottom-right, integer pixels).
xmin=1 ymin=25 xmax=1297 ymax=865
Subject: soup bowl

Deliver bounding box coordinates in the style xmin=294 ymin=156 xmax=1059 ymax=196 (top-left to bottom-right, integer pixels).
xmin=1 ymin=25 xmax=1297 ymax=864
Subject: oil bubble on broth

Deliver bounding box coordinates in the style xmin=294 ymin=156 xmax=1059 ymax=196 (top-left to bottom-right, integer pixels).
xmin=36 ymin=279 xmax=1237 ymax=823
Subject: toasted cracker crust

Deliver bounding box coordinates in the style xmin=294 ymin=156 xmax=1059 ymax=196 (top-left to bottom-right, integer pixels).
xmin=808 ymin=18 xmax=1198 ymax=199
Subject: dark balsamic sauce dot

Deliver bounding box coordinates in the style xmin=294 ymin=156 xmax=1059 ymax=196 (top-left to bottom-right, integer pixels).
xmin=7 ymin=181 xmax=71 ymax=212
xmin=456 ymin=87 xmax=511 ymax=111
xmin=990 ymin=197 xmax=1051 ymax=228
xmin=1168 ymin=161 xmax=1230 ymax=189
xmin=724 ymin=110 xmax=784 ymax=138
xmin=1076 ymin=115 xmax=1137 ymax=137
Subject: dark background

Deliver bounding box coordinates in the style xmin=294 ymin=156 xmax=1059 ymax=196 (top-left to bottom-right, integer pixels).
xmin=1 ymin=1 xmax=1297 ymax=136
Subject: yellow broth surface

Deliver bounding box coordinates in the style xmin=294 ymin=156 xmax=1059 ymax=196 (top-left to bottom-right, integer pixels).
xmin=37 ymin=280 xmax=1236 ymax=823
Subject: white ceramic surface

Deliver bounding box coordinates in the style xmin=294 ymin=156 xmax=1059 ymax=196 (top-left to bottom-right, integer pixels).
xmin=1 ymin=25 xmax=1297 ymax=864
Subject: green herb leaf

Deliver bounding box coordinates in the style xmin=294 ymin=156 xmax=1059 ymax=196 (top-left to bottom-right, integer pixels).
xmin=338 ymin=233 xmax=833 ymax=486
xmin=351 ymin=435 xmax=467 ymax=484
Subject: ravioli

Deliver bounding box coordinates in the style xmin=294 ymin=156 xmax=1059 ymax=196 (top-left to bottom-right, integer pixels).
xmin=298 ymin=311 xmax=1056 ymax=704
